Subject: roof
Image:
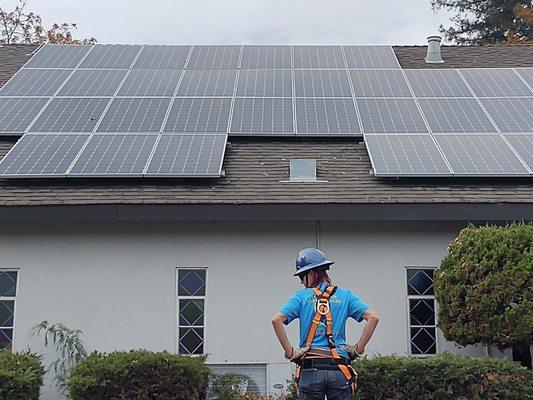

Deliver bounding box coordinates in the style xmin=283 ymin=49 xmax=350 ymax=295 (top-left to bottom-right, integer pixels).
xmin=0 ymin=44 xmax=532 ymax=215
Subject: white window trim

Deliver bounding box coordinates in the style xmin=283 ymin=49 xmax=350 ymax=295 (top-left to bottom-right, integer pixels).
xmin=0 ymin=268 xmax=19 ymax=350
xmin=405 ymin=266 xmax=439 ymax=357
xmin=175 ymin=267 xmax=208 ymax=356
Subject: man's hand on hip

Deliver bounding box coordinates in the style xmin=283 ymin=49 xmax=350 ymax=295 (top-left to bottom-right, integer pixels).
xmin=340 ymin=343 xmax=364 ymax=360
xmin=285 ymin=346 xmax=310 ymax=361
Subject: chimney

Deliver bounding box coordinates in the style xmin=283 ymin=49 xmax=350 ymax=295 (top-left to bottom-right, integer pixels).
xmin=425 ymin=35 xmax=444 ymax=64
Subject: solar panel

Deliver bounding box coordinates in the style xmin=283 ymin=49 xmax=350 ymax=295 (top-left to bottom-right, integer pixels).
xmin=69 ymin=134 xmax=157 ymax=176
xmin=350 ymin=70 xmax=411 ymax=97
xmin=404 ymin=69 xmax=473 ymax=97
xmin=0 ymin=69 xmax=72 ymax=96
xmin=118 ymin=70 xmax=181 ymax=97
xmin=240 ymin=46 xmax=291 ymax=69
xmin=177 ymin=70 xmax=237 ymax=97
xmin=0 ymin=98 xmax=49 ymax=133
xmin=145 ymin=134 xmax=227 ymax=177
xmin=460 ymin=69 xmax=532 ymax=97
xmin=133 ymin=45 xmax=190 ymax=69
xmin=294 ymin=70 xmax=352 ymax=97
xmin=515 ymin=68 xmax=533 ymax=89
xmin=30 ymin=98 xmax=109 ymax=132
xmin=504 ymin=134 xmax=533 ymax=173
xmin=418 ymin=98 xmax=496 ymax=134
xmin=236 ymin=70 xmax=292 ymax=97
xmin=295 ymin=98 xmax=360 ymax=134
xmin=365 ymin=134 xmax=451 ymax=176
xmin=434 ymin=134 xmax=530 ymax=176
xmin=58 ymin=69 xmax=127 ymax=96
xmin=24 ymin=44 xmax=92 ymax=69
xmin=96 ymin=98 xmax=170 ymax=133
xmin=293 ymin=46 xmax=344 ymax=69
xmin=480 ymin=98 xmax=533 ymax=133
xmin=343 ymin=46 xmax=399 ymax=69
xmin=230 ymin=98 xmax=293 ymax=134
xmin=164 ymin=98 xmax=231 ymax=133
xmin=186 ymin=46 xmax=241 ymax=69
xmin=0 ymin=133 xmax=89 ymax=177
xmin=79 ymin=44 xmax=142 ymax=69
xmin=357 ymin=99 xmax=427 ymax=134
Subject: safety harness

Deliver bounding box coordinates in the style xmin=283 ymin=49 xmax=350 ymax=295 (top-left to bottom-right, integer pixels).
xmin=293 ymin=285 xmax=358 ymax=394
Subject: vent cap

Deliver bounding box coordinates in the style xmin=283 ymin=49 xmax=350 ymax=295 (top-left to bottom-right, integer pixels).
xmin=425 ymin=35 xmax=444 ymax=64
xmin=290 ymin=159 xmax=317 ymax=182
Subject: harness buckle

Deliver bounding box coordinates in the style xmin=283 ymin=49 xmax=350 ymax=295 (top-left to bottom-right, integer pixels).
xmin=316 ymin=298 xmax=330 ymax=315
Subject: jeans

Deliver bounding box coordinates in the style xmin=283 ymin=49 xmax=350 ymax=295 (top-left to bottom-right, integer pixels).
xmin=298 ymin=368 xmax=353 ymax=400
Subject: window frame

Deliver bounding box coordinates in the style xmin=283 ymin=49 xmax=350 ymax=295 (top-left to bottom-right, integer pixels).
xmin=175 ymin=267 xmax=208 ymax=356
xmin=405 ymin=266 xmax=439 ymax=357
xmin=0 ymin=268 xmax=19 ymax=351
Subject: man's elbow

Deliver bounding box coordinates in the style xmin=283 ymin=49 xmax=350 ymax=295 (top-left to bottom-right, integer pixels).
xmin=364 ymin=310 xmax=380 ymax=323
xmin=272 ymin=312 xmax=286 ymax=326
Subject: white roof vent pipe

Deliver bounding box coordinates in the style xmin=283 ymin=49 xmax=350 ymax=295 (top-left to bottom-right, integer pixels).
xmin=425 ymin=35 xmax=444 ymax=64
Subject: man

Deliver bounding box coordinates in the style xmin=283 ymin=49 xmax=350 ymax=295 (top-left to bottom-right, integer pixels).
xmin=272 ymin=248 xmax=379 ymax=400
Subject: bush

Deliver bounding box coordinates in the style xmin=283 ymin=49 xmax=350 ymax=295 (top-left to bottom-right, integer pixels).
xmin=67 ymin=349 xmax=210 ymax=400
xmin=0 ymin=349 xmax=45 ymax=400
xmin=352 ymin=353 xmax=533 ymax=400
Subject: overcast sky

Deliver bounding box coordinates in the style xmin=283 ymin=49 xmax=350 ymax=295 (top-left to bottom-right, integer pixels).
xmin=5 ymin=0 xmax=455 ymax=45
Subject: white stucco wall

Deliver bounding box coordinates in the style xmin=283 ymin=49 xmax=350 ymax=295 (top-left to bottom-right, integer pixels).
xmin=0 ymin=220 xmax=490 ymax=399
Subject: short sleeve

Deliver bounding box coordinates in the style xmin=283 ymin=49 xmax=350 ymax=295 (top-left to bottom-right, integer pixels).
xmin=348 ymin=291 xmax=369 ymax=322
xmin=279 ymin=292 xmax=301 ymax=325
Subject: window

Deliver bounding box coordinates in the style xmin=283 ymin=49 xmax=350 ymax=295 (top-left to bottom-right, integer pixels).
xmin=177 ymin=268 xmax=206 ymax=355
xmin=207 ymin=363 xmax=268 ymax=397
xmin=406 ymin=268 xmax=437 ymax=356
xmin=0 ymin=270 xmax=18 ymax=350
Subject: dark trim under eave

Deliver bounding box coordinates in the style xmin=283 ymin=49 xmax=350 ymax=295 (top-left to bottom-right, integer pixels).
xmin=0 ymin=203 xmax=531 ymax=223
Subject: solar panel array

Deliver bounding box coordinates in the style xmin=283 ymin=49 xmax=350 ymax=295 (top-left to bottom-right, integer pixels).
xmin=0 ymin=43 xmax=531 ymax=178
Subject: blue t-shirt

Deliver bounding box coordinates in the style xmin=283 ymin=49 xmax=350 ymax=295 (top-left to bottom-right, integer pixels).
xmin=279 ymin=282 xmax=369 ymax=359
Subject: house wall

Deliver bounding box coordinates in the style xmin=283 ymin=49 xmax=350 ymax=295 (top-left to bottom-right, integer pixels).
xmin=0 ymin=220 xmax=491 ymax=400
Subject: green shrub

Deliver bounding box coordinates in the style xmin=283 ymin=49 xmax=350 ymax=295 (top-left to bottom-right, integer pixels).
xmin=353 ymin=353 xmax=533 ymax=400
xmin=209 ymin=373 xmax=248 ymax=400
xmin=67 ymin=349 xmax=210 ymax=400
xmin=0 ymin=349 xmax=45 ymax=400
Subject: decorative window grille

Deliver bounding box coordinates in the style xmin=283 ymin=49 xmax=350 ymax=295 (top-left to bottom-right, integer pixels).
xmin=0 ymin=270 xmax=17 ymax=350
xmin=406 ymin=268 xmax=437 ymax=356
xmin=177 ymin=268 xmax=206 ymax=355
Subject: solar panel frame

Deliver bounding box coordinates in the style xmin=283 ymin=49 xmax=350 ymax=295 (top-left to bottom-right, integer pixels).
xmin=404 ymin=69 xmax=473 ymax=98
xmin=479 ymin=97 xmax=533 ymax=133
xmin=293 ymin=46 xmax=345 ymax=69
xmin=96 ymin=98 xmax=171 ymax=133
xmin=418 ymin=98 xmax=497 ymax=134
xmin=343 ymin=46 xmax=400 ymax=69
xmin=295 ymin=98 xmax=361 ymax=135
xmin=0 ymin=133 xmax=90 ymax=177
xmin=117 ymin=70 xmax=182 ymax=97
xmin=350 ymin=70 xmax=412 ymax=98
xmin=240 ymin=46 xmax=292 ymax=69
xmin=79 ymin=44 xmax=142 ymax=69
xmin=68 ymin=134 xmax=158 ymax=176
xmin=145 ymin=134 xmax=227 ymax=177
xmin=0 ymin=97 xmax=49 ymax=134
xmin=294 ymin=70 xmax=352 ymax=97
xmin=364 ymin=134 xmax=452 ymax=177
xmin=230 ymin=98 xmax=294 ymax=135
xmin=186 ymin=46 xmax=241 ymax=69
xmin=0 ymin=69 xmax=73 ymax=97
xmin=57 ymin=69 xmax=128 ymax=96
xmin=24 ymin=44 xmax=92 ymax=69
xmin=236 ymin=70 xmax=292 ymax=97
xmin=357 ymin=98 xmax=428 ymax=134
xmin=177 ymin=70 xmax=237 ymax=97
xmin=503 ymin=134 xmax=533 ymax=174
xmin=163 ymin=97 xmax=232 ymax=133
xmin=515 ymin=68 xmax=533 ymax=89
xmin=132 ymin=45 xmax=191 ymax=69
xmin=434 ymin=133 xmax=530 ymax=176
xmin=29 ymin=97 xmax=110 ymax=133
xmin=460 ymin=68 xmax=532 ymax=97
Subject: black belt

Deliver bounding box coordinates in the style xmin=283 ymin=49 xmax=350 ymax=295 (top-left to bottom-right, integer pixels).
xmin=300 ymin=358 xmax=351 ymax=370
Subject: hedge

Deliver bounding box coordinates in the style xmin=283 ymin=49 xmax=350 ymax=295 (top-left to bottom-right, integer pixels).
xmin=0 ymin=349 xmax=44 ymax=400
xmin=67 ymin=349 xmax=210 ymax=400
xmin=352 ymin=353 xmax=533 ymax=400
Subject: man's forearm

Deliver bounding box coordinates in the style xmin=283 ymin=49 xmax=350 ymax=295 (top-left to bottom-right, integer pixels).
xmin=357 ymin=317 xmax=379 ymax=350
xmin=272 ymin=319 xmax=293 ymax=355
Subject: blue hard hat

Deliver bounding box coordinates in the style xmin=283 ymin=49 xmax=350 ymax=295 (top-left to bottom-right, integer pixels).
xmin=294 ymin=248 xmax=334 ymax=276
